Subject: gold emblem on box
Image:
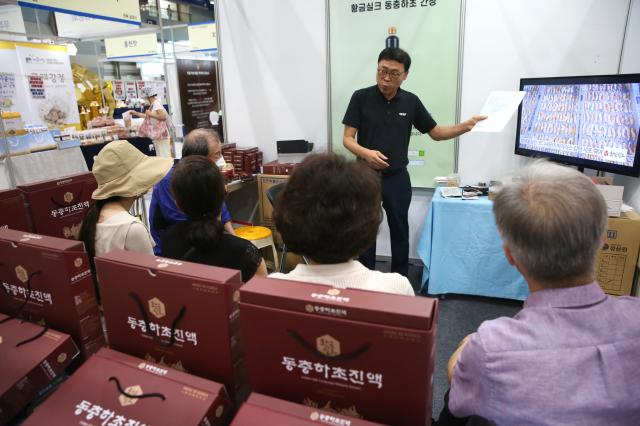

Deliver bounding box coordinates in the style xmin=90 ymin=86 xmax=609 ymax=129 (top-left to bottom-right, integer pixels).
xmin=63 ymin=192 xmax=74 ymax=203
xmin=309 ymin=411 xmax=320 ymax=421
xmin=74 ymin=257 xmax=83 ymax=268
xmin=316 ymin=334 xmax=340 ymax=357
xmin=15 ymin=265 xmax=28 ymax=283
xmin=148 ymin=297 xmax=166 ymax=319
xmin=119 ymin=385 xmax=143 ymax=407
xmin=305 ymin=304 xmax=314 ymax=313
xmin=233 ymin=290 xmax=240 ymax=302
xmin=157 ymin=263 xmax=169 ymax=269
xmin=57 ymin=353 xmax=67 ymax=363
xmin=327 ymin=288 xmax=340 ymax=296
xmin=215 ymin=405 xmax=224 ymax=418
xmin=0 ymin=336 xmax=3 ymax=345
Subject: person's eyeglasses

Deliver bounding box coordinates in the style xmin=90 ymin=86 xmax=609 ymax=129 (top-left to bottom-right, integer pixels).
xmin=377 ymin=67 xmax=404 ymax=80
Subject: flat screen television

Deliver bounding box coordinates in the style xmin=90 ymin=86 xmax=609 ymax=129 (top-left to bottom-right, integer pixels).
xmin=515 ymin=74 xmax=640 ymax=176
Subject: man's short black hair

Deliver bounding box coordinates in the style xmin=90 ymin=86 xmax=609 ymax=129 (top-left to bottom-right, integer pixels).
xmin=378 ymin=47 xmax=411 ymax=72
xmin=274 ymin=153 xmax=383 ymax=264
xmin=182 ymin=129 xmax=221 ymax=158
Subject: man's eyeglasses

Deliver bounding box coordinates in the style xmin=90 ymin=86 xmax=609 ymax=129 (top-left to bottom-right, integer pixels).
xmin=377 ymin=67 xmax=404 ymax=80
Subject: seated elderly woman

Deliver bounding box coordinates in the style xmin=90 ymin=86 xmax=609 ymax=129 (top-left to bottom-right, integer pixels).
xmin=270 ymin=152 xmax=414 ymax=296
xmin=80 ymin=140 xmax=173 ymax=260
xmin=160 ymin=155 xmax=267 ymax=282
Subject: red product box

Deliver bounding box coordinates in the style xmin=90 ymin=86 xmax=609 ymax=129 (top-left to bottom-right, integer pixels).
xmin=222 ymin=143 xmax=237 ymax=151
xmin=0 ymin=314 xmax=78 ymax=424
xmin=239 ymin=278 xmax=438 ymax=426
xmin=0 ymin=188 xmax=30 ymax=232
xmin=261 ymin=161 xmax=297 ymax=175
xmin=0 ymin=229 xmax=105 ymax=361
xmin=235 ymin=147 xmax=259 ymax=155
xmin=95 ymin=250 xmax=247 ymax=403
xmin=17 ymin=172 xmax=97 ymax=240
xmin=231 ymin=393 xmax=384 ymax=425
xmin=23 ymin=348 xmax=232 ymax=426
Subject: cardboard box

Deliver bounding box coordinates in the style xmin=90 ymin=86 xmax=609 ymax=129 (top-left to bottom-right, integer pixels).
xmin=231 ymin=393 xmax=384 ymax=425
xmin=596 ymin=211 xmax=640 ymax=296
xmin=23 ymin=348 xmax=232 ymax=426
xmin=257 ymin=174 xmax=289 ymax=232
xmin=595 ymin=184 xmax=624 ymax=217
xmin=0 ymin=315 xmax=78 ymax=424
xmin=0 ymin=188 xmax=31 ymax=232
xmin=95 ymin=250 xmax=247 ymax=403
xmin=239 ymin=277 xmax=438 ymax=426
xmin=0 ymin=229 xmax=105 ymax=360
xmin=17 ymin=172 xmax=97 ymax=240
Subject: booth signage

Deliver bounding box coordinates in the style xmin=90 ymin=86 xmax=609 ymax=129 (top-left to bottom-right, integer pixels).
xmin=188 ymin=21 xmax=217 ymax=52
xmin=176 ymin=59 xmax=219 ymax=133
xmin=105 ymin=33 xmax=158 ymax=59
xmin=0 ymin=4 xmax=27 ymax=35
xmin=18 ymin=0 xmax=141 ymax=25
xmin=54 ymin=12 xmax=139 ymax=39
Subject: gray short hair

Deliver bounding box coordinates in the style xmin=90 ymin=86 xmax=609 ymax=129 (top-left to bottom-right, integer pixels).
xmin=182 ymin=129 xmax=221 ymax=158
xmin=493 ymin=160 xmax=607 ymax=284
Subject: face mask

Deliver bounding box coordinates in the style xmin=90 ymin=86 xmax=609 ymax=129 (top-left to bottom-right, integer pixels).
xmin=215 ymin=156 xmax=226 ymax=168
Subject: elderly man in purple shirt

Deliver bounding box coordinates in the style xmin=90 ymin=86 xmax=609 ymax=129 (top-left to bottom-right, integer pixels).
xmin=441 ymin=160 xmax=640 ymax=425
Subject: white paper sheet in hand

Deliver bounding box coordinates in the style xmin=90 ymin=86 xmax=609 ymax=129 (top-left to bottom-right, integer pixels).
xmin=470 ymin=90 xmax=526 ymax=133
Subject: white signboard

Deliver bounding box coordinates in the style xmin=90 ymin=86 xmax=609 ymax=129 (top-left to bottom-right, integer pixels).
xmin=0 ymin=5 xmax=27 ymax=34
xmin=18 ymin=0 xmax=141 ymax=25
xmin=188 ymin=22 xmax=217 ymax=52
xmin=55 ymin=12 xmax=139 ymax=39
xmin=105 ymin=33 xmax=158 ymax=59
xmin=124 ymin=80 xmax=138 ymax=100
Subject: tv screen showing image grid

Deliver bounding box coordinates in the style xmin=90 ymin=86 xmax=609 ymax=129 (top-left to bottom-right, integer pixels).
xmin=519 ymin=83 xmax=640 ymax=167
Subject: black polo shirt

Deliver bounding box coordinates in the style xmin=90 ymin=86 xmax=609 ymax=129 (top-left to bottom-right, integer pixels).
xmin=342 ymin=85 xmax=437 ymax=172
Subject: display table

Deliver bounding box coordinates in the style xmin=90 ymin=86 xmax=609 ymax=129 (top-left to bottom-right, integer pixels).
xmin=80 ymin=137 xmax=154 ymax=170
xmin=416 ymin=187 xmax=529 ymax=300
xmin=9 ymin=147 xmax=88 ymax=186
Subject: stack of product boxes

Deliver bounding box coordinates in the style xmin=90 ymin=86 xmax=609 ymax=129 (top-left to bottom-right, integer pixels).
xmin=222 ymin=143 xmax=263 ymax=180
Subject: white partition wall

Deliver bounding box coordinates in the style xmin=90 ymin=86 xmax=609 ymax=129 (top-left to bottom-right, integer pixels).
xmin=217 ymin=0 xmax=328 ymax=161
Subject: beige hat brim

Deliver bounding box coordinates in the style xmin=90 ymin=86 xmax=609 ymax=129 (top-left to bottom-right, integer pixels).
xmin=92 ymin=155 xmax=173 ymax=200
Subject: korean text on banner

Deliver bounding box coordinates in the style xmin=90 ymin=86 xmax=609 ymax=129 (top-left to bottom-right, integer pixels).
xmin=188 ymin=22 xmax=217 ymax=52
xmin=18 ymin=0 xmax=141 ymax=25
xmin=105 ymin=33 xmax=158 ymax=60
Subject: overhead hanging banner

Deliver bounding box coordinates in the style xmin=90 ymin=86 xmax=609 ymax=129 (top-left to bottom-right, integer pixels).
xmin=329 ymin=0 xmax=462 ymax=188
xmin=188 ymin=21 xmax=217 ymax=52
xmin=18 ymin=0 xmax=141 ymax=25
xmin=0 ymin=4 xmax=27 ymax=35
xmin=55 ymin=12 xmax=139 ymax=39
xmin=105 ymin=33 xmax=158 ymax=59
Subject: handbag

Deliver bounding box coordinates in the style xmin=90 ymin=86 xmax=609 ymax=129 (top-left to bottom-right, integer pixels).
xmin=138 ymin=115 xmax=169 ymax=140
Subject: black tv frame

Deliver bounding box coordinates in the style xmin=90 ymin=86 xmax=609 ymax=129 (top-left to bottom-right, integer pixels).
xmin=515 ymin=73 xmax=640 ymax=177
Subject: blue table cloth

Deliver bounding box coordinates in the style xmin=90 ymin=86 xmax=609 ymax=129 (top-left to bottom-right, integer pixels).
xmin=416 ymin=187 xmax=529 ymax=300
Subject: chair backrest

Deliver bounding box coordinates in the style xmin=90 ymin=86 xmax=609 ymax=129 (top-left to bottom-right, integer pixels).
xmin=266 ymin=182 xmax=286 ymax=207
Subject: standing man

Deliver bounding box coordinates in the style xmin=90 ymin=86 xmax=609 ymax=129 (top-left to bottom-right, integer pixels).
xmin=342 ymin=47 xmax=486 ymax=276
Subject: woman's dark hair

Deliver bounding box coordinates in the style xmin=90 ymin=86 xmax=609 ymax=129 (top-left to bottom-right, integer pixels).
xmin=79 ymin=196 xmax=121 ymax=300
xmin=274 ymin=153 xmax=382 ymax=264
xmin=171 ymin=155 xmax=226 ymax=250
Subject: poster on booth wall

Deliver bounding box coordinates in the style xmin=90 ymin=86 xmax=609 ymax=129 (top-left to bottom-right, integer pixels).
xmin=329 ymin=0 xmax=462 ymax=188
xmin=136 ymin=80 xmax=146 ymax=98
xmin=124 ymin=80 xmax=138 ymax=101
xmin=0 ymin=42 xmax=31 ymax=113
xmin=176 ymin=59 xmax=219 ymax=133
xmin=14 ymin=43 xmax=80 ymax=128
xmin=112 ymin=79 xmax=125 ymax=101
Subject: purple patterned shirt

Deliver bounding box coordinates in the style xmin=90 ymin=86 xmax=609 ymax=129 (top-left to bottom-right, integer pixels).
xmin=449 ymin=282 xmax=640 ymax=425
